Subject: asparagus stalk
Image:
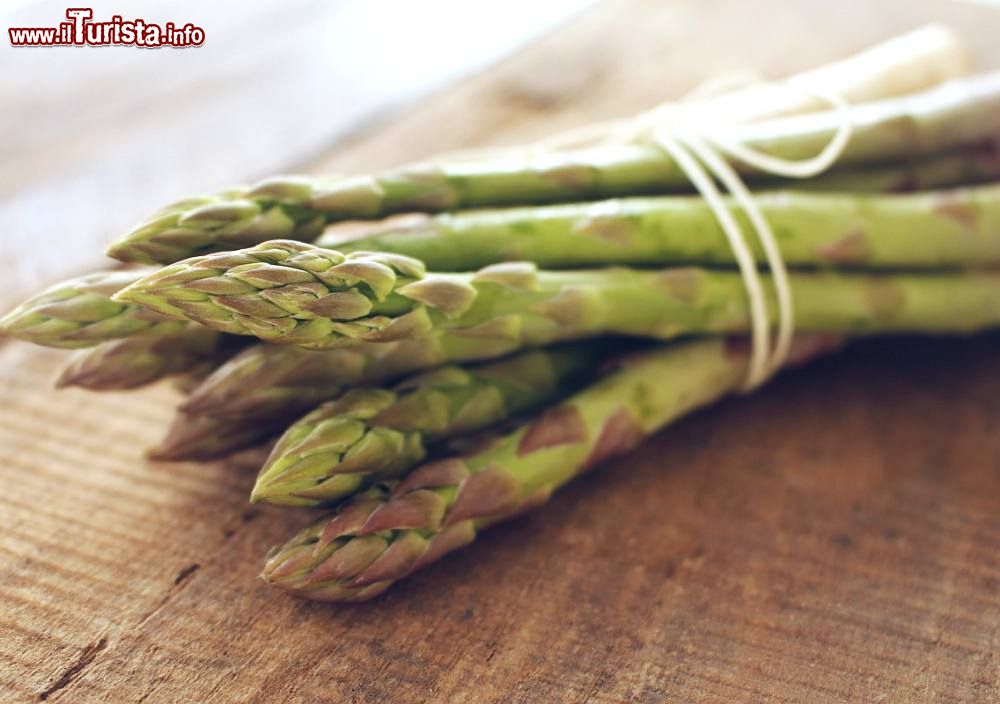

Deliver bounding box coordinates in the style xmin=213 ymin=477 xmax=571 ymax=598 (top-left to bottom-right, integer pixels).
xmin=171 ymin=360 xmax=224 ymax=394
xmin=54 ymin=326 xmax=236 ymax=390
xmin=179 ymin=336 xmax=481 ymax=420
xmin=260 ymin=335 xmax=840 ymax=602
xmin=0 ymin=269 xmax=186 ymax=349
xmin=165 ymin=333 xmax=564 ymax=460
xmin=114 ymin=240 xmax=1000 ymax=350
xmin=105 ymin=71 xmax=1000 ymax=265
xmin=316 ymin=183 xmax=1000 ymax=271
xmin=791 ymin=144 xmax=1000 ymax=193
xmin=253 ymin=344 xmax=611 ymax=507
xmin=541 ymin=24 xmax=967 ymax=146
xmin=674 ymin=24 xmax=968 ymax=123
xmin=146 ymin=411 xmax=292 ymax=462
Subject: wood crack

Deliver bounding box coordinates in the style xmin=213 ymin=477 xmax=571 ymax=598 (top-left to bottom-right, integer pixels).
xmin=37 ymin=636 xmax=108 ymax=701
xmin=173 ymin=563 xmax=200 ymax=586
xmin=136 ymin=561 xmax=203 ymax=630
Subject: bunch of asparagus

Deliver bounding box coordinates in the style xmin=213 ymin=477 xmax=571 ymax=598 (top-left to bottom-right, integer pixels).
xmin=4 ymin=26 xmax=1000 ymax=602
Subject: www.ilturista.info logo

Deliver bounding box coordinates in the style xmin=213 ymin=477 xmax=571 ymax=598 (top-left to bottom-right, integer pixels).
xmin=9 ymin=8 xmax=205 ymax=47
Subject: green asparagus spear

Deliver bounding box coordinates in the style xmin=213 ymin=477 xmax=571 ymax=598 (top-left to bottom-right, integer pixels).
xmin=106 ymin=72 xmax=1000 ymax=265
xmin=260 ymin=335 xmax=840 ymax=601
xmin=179 ymin=336 xmax=488 ymax=420
xmin=153 ymin=358 xmax=540 ymax=468
xmin=146 ymin=411 xmax=291 ymax=462
xmin=253 ymin=344 xmax=610 ymax=507
xmin=170 ymin=359 xmax=225 ymax=394
xmin=316 ymin=183 xmax=1000 ymax=271
xmin=614 ymin=24 xmax=969 ymax=125
xmin=0 ymin=268 xmax=244 ymax=388
xmin=114 ymin=240 xmax=1000 ymax=350
xmin=54 ymin=326 xmax=236 ymax=390
xmin=169 ymin=332 xmax=576 ymax=459
xmin=0 ymin=269 xmax=186 ymax=349
xmin=791 ymin=144 xmax=1000 ymax=193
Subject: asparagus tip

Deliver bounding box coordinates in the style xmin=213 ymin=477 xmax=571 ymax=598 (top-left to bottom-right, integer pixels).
xmin=144 ymin=445 xmax=175 ymax=462
xmin=52 ymin=370 xmax=73 ymax=389
xmin=105 ymin=240 xmax=153 ymax=266
xmin=249 ymin=482 xmax=268 ymax=504
xmin=109 ymin=286 xmax=137 ymax=305
xmin=0 ymin=306 xmax=27 ymax=340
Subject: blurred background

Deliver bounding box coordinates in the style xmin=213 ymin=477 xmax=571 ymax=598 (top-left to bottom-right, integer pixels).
xmin=0 ymin=0 xmax=595 ymax=302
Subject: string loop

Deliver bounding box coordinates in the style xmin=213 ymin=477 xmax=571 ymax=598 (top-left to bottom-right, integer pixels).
xmin=611 ymin=80 xmax=853 ymax=389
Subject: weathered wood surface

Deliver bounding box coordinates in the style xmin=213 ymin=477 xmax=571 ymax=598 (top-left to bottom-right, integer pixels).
xmin=2 ymin=0 xmax=1000 ymax=702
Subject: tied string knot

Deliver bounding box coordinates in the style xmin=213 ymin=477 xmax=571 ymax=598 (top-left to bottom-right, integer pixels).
xmin=536 ymin=78 xmax=854 ymax=390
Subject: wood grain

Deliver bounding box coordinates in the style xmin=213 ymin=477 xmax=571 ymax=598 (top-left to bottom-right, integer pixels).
xmin=2 ymin=0 xmax=1000 ymax=702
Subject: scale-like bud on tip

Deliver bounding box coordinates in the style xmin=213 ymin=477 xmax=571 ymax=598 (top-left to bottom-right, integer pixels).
xmin=54 ymin=325 xmax=227 ymax=391
xmin=472 ymin=261 xmax=540 ymax=290
xmin=106 ymin=241 xmax=443 ymax=347
xmin=0 ymin=270 xmax=186 ymax=349
xmin=252 ymin=345 xmax=603 ymax=507
xmin=245 ymin=176 xmax=315 ymax=203
xmin=178 ymin=200 xmax=261 ymax=226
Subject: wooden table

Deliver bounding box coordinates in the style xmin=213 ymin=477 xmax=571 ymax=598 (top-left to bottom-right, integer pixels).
xmin=2 ymin=1 xmax=999 ymax=701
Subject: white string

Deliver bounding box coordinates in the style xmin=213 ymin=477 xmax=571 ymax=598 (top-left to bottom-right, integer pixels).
xmin=653 ymin=131 xmax=776 ymax=387
xmin=620 ymin=81 xmax=853 ymax=389
xmin=684 ymin=134 xmax=795 ymax=387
